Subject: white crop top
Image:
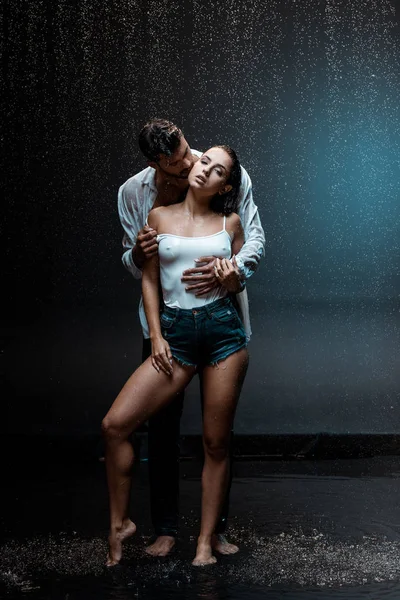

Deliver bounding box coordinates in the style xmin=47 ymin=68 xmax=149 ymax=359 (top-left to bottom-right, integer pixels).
xmin=157 ymin=216 xmax=232 ymax=309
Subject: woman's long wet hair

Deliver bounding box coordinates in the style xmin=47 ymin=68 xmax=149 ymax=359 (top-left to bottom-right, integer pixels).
xmin=208 ymin=145 xmax=242 ymax=216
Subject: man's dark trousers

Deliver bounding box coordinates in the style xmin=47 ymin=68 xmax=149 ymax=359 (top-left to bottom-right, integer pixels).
xmin=142 ymin=338 xmax=233 ymax=538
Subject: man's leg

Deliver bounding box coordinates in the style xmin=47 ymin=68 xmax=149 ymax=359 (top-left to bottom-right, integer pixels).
xmin=199 ymin=370 xmax=239 ymax=555
xmin=143 ymin=338 xmax=185 ymax=556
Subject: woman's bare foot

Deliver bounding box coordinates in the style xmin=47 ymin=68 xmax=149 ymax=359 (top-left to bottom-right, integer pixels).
xmin=145 ymin=535 xmax=176 ymax=557
xmin=106 ymin=519 xmax=136 ymax=566
xmin=211 ymin=533 xmax=239 ymax=555
xmin=192 ymin=539 xmax=217 ymax=566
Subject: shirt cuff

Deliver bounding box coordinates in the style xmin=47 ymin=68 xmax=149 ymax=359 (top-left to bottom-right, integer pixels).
xmin=233 ymin=255 xmax=248 ymax=282
xmin=122 ymin=249 xmax=143 ymax=279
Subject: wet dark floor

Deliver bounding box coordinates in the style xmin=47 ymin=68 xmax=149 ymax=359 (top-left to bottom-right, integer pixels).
xmin=1 ymin=454 xmax=400 ymax=599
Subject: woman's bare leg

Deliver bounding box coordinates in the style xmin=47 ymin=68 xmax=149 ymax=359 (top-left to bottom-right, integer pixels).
xmin=192 ymin=348 xmax=249 ymax=566
xmin=101 ymin=357 xmax=195 ymax=566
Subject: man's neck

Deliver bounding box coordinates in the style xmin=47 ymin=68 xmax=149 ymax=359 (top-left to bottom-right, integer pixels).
xmin=154 ymin=170 xmax=189 ymax=207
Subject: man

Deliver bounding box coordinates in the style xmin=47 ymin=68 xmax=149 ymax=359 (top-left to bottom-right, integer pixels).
xmin=118 ymin=119 xmax=265 ymax=556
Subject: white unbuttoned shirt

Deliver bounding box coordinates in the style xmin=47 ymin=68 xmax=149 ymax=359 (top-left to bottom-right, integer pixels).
xmin=118 ymin=149 xmax=265 ymax=339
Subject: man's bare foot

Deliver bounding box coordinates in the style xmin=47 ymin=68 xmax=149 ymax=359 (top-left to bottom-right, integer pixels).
xmin=106 ymin=519 xmax=136 ymax=566
xmin=145 ymin=535 xmax=176 ymax=557
xmin=192 ymin=539 xmax=217 ymax=566
xmin=211 ymin=533 xmax=239 ymax=555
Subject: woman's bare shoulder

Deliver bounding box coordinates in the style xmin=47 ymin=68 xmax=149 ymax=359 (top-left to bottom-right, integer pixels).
xmin=226 ymin=212 xmax=242 ymax=228
xmin=147 ymin=205 xmax=175 ymax=228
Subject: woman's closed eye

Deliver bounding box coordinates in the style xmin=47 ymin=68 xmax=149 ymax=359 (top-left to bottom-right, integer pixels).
xmin=200 ymin=160 xmax=223 ymax=176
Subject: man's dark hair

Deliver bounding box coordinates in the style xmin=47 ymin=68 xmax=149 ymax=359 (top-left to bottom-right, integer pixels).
xmin=209 ymin=145 xmax=242 ymax=216
xmin=138 ymin=119 xmax=183 ymax=162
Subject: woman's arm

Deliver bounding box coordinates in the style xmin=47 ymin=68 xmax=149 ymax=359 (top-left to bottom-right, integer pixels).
xmin=142 ymin=209 xmax=173 ymax=376
xmin=231 ymin=213 xmax=245 ymax=257
xmin=214 ymin=214 xmax=245 ymax=293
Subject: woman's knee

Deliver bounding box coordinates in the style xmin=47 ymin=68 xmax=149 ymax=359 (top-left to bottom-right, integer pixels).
xmin=101 ymin=415 xmax=126 ymax=441
xmin=203 ymin=437 xmax=230 ymax=461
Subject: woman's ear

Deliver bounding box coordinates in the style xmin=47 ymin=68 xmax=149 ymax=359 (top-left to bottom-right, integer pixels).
xmin=219 ymin=184 xmax=233 ymax=195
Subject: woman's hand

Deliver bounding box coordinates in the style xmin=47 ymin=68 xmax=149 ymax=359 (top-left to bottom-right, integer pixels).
xmin=151 ymin=335 xmax=173 ymax=376
xmin=214 ymin=256 xmax=243 ymax=293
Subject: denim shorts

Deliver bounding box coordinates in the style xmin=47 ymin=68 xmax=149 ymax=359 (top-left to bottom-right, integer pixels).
xmin=160 ymin=297 xmax=247 ymax=368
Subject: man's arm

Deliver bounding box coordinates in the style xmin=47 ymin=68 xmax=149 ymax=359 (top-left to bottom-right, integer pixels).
xmin=234 ymin=166 xmax=265 ymax=281
xmin=118 ymin=180 xmax=157 ymax=279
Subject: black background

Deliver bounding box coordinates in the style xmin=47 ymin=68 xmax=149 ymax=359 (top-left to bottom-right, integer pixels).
xmin=3 ymin=0 xmax=400 ymax=436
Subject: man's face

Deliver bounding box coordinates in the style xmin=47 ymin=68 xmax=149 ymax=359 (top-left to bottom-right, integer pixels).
xmin=156 ymin=136 xmax=195 ymax=179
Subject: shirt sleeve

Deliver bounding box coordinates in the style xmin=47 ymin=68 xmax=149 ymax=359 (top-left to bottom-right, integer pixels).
xmin=235 ymin=166 xmax=266 ymax=281
xmin=117 ymin=179 xmax=144 ymax=280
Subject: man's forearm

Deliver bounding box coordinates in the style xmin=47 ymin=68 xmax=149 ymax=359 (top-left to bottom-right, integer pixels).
xmin=235 ymin=215 xmax=265 ymax=281
xmin=235 ymin=242 xmax=264 ymax=280
xmin=121 ymin=237 xmax=143 ymax=280
xmin=237 ymin=200 xmax=265 ymax=280
xmin=131 ymin=244 xmax=145 ymax=271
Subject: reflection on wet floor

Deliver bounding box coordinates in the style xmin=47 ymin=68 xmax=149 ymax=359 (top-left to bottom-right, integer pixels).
xmin=1 ymin=456 xmax=400 ymax=599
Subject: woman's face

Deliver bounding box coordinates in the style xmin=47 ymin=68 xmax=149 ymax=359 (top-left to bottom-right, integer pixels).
xmin=188 ymin=147 xmax=232 ymax=196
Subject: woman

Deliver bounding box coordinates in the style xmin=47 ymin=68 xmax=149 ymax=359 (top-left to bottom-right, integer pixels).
xmin=102 ymin=145 xmax=249 ymax=567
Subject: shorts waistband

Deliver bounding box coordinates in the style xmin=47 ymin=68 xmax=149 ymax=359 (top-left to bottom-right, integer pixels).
xmin=162 ymin=296 xmax=232 ymax=318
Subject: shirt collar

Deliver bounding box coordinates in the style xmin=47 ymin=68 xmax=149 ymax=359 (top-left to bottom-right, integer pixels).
xmin=141 ymin=166 xmax=157 ymax=193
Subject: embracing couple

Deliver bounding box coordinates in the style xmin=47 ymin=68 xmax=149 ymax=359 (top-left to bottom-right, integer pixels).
xmin=102 ymin=119 xmax=265 ymax=566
